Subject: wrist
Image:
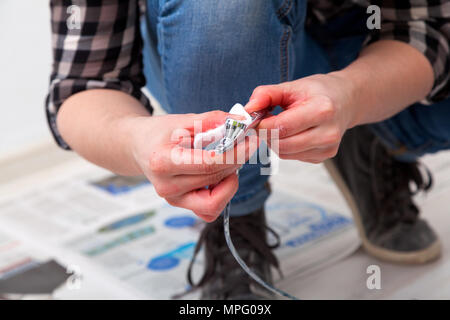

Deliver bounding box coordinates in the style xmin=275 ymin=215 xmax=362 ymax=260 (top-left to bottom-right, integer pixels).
xmin=113 ymin=115 xmax=150 ymax=176
xmin=329 ymin=69 xmax=365 ymax=129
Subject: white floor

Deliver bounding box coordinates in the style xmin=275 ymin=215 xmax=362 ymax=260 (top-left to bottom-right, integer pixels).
xmin=280 ymin=153 xmax=450 ymax=299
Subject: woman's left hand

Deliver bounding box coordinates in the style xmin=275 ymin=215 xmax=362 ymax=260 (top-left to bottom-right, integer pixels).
xmin=245 ymin=73 xmax=356 ymax=163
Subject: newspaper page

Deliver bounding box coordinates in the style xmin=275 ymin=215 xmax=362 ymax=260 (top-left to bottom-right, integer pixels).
xmin=0 ymin=157 xmax=359 ymax=299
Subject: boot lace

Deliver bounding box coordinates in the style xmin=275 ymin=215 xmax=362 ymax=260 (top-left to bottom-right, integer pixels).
xmin=186 ymin=213 xmax=281 ymax=298
xmin=370 ymin=140 xmax=432 ymax=228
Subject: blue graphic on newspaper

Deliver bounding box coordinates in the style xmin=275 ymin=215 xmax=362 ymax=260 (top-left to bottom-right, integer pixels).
xmin=147 ymin=242 xmax=196 ymax=271
xmin=99 ymin=210 xmax=155 ymax=232
xmin=266 ymin=199 xmax=352 ymax=248
xmin=90 ymin=175 xmax=150 ymax=195
xmin=164 ymin=216 xmax=196 ymax=228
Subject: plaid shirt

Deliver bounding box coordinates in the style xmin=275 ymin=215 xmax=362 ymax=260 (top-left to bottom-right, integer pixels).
xmin=47 ymin=0 xmax=450 ymax=149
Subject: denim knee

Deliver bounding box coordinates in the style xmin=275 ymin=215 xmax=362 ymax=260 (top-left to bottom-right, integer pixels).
xmin=151 ymin=0 xmax=295 ymax=115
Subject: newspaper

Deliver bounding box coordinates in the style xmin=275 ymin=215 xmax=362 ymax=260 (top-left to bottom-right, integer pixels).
xmin=0 ymin=232 xmax=48 ymax=281
xmin=0 ymin=157 xmax=360 ymax=299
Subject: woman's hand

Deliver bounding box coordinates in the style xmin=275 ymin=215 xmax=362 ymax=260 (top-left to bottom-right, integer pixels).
xmin=245 ymin=73 xmax=355 ymax=163
xmin=245 ymin=40 xmax=435 ymax=165
xmin=58 ymin=90 xmax=257 ymax=222
xmin=123 ymin=111 xmax=258 ymax=222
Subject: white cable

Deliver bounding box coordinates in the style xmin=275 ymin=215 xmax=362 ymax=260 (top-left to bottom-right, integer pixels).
xmin=222 ymin=200 xmax=299 ymax=300
xmin=193 ymin=104 xmax=299 ymax=300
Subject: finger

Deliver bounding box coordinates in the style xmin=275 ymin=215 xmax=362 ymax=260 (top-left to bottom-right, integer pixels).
xmin=167 ymin=148 xmax=238 ymax=175
xmin=245 ymin=84 xmax=291 ymax=113
xmin=157 ymin=166 xmax=240 ymax=198
xmin=196 ymin=213 xmax=217 ymax=223
xmin=167 ymin=173 xmax=239 ymax=221
xmin=185 ymin=110 xmax=246 ymax=133
xmin=219 ymin=135 xmax=260 ymax=166
xmin=279 ymin=145 xmax=339 ymax=163
xmin=170 ymin=135 xmax=259 ymax=174
xmin=257 ymin=95 xmax=335 ymax=139
xmin=275 ymin=126 xmax=340 ymax=155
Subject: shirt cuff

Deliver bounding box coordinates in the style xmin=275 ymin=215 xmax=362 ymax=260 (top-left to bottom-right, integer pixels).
xmin=45 ymin=78 xmax=152 ymax=150
xmin=365 ymin=21 xmax=450 ymax=105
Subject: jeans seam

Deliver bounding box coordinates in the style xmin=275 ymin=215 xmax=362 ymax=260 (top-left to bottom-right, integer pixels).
xmin=156 ymin=14 xmax=172 ymax=113
xmin=277 ymin=0 xmax=293 ymax=82
xmin=276 ymin=0 xmax=293 ymax=20
xmin=280 ymin=27 xmax=291 ymax=82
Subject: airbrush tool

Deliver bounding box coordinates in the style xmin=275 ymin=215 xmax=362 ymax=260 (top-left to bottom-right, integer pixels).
xmin=214 ymin=109 xmax=268 ymax=154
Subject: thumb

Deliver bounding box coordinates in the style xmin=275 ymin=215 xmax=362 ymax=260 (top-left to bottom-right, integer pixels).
xmin=245 ymin=84 xmax=287 ymax=113
xmin=187 ymin=110 xmax=245 ymax=132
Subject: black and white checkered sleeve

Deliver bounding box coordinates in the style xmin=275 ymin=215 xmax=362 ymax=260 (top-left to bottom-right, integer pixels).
xmin=365 ymin=0 xmax=450 ymax=105
xmin=46 ymin=0 xmax=152 ymax=150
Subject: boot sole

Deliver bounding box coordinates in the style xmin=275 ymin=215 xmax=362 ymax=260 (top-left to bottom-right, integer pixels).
xmin=324 ymin=159 xmax=441 ymax=264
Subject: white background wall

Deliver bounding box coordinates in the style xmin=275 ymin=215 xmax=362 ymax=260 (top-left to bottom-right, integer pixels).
xmin=0 ymin=1 xmax=53 ymax=157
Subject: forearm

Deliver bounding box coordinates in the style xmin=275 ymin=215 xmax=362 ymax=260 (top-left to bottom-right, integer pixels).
xmin=334 ymin=40 xmax=434 ymax=128
xmin=56 ymin=89 xmax=150 ymax=176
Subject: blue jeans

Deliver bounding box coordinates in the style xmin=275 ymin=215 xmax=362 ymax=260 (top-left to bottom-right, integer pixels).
xmin=142 ymin=0 xmax=450 ymax=215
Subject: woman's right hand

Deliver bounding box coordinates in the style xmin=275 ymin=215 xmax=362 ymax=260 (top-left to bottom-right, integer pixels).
xmin=123 ymin=111 xmax=259 ymax=222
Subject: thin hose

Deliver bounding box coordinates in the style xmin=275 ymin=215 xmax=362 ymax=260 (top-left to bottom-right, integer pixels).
xmin=223 ymin=201 xmax=299 ymax=300
xmin=215 ymin=112 xmax=298 ymax=300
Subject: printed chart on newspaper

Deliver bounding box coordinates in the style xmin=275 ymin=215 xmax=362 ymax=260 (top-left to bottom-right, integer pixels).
xmin=0 ymin=157 xmax=360 ymax=299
